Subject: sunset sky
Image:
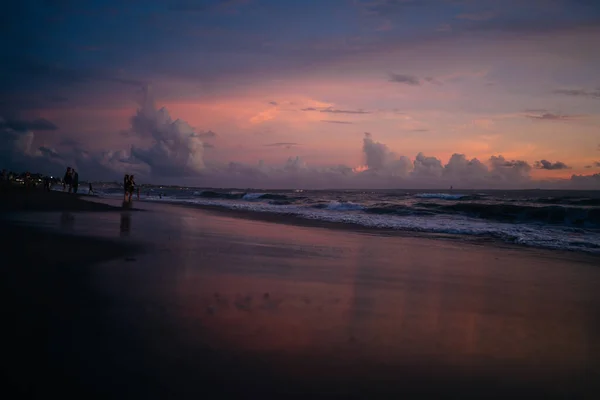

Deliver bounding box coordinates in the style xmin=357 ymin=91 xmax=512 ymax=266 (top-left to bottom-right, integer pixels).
xmin=1 ymin=0 xmax=599 ymax=188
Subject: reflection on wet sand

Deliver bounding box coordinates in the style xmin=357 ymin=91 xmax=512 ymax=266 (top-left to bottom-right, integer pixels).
xmin=56 ymin=203 xmax=599 ymax=395
xmin=173 ymin=261 xmax=593 ymax=371
xmin=101 ymin=208 xmax=598 ymax=390
xmin=120 ymin=212 xmax=131 ymax=236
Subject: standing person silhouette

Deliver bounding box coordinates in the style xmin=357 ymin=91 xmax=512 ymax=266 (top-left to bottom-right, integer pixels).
xmin=123 ymin=174 xmax=130 ymax=202
xmin=88 ymin=182 xmax=94 ymax=195
xmin=128 ymin=175 xmax=136 ymax=202
xmin=63 ymin=167 xmax=73 ymax=193
xmin=72 ymin=169 xmax=79 ymax=194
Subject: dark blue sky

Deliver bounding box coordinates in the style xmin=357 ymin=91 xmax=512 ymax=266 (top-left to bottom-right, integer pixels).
xmin=4 ymin=0 xmax=599 ymax=98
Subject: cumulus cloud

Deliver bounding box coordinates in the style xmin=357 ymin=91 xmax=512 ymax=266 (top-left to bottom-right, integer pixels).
xmin=488 ymin=155 xmax=532 ymax=182
xmin=194 ymin=134 xmax=539 ymax=189
xmin=0 ymin=117 xmax=67 ymax=175
xmin=283 ymin=156 xmax=307 ymax=172
xmin=359 ymin=134 xmax=529 ymax=185
xmin=361 ymin=132 xmax=412 ymax=177
xmin=569 ymin=173 xmax=600 ymax=189
xmin=413 ymin=152 xmax=444 ymax=179
xmin=307 ymin=133 xmax=533 ymax=186
xmin=128 ymin=86 xmax=207 ymax=177
xmin=362 ymin=132 xmax=395 ymax=170
xmin=2 ymin=110 xmax=599 ymax=189
xmin=443 ymin=154 xmax=488 ymax=183
xmin=0 ymin=114 xmax=151 ymax=180
xmin=534 ymin=160 xmax=570 ymax=170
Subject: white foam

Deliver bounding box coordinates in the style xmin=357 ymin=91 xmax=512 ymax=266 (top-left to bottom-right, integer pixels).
xmin=143 ymin=197 xmax=600 ymax=254
xmin=242 ymin=193 xmax=265 ymax=200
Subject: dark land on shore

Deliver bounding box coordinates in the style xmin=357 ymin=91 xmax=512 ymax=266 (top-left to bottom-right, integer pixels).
xmin=2 ymin=188 xmax=600 ymax=398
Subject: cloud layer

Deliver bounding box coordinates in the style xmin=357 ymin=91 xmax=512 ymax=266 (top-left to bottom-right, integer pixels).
xmin=2 ymin=103 xmax=599 ymax=189
xmin=129 ymin=86 xmax=206 ymax=177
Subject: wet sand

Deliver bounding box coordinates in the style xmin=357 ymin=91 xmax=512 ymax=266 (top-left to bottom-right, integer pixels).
xmin=2 ymin=195 xmax=600 ymax=398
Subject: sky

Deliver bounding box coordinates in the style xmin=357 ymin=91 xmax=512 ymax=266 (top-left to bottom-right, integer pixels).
xmin=1 ymin=0 xmax=600 ymax=189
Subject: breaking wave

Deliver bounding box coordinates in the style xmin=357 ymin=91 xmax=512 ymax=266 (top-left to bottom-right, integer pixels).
xmin=147 ymin=197 xmax=600 ymax=254
xmin=194 ymin=191 xmax=293 ymax=201
xmin=312 ymin=201 xmax=365 ymax=211
xmin=96 ymin=186 xmax=600 ymax=253
xmin=414 ymin=202 xmax=600 ymax=227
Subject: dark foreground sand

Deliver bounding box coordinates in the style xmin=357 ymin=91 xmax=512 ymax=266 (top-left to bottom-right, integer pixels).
xmin=0 ymin=186 xmax=124 ymax=212
xmin=2 ymin=192 xmax=600 ymax=398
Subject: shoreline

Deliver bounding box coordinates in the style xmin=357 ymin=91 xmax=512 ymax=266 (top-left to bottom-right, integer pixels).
xmin=132 ymin=198 xmax=600 ymax=259
xmin=5 ymin=187 xmax=595 ymax=260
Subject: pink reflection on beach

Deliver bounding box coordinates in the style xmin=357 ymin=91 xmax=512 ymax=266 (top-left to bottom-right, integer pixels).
xmin=6 ymin=201 xmax=599 ymax=386
xmin=134 ymin=206 xmax=600 ymax=379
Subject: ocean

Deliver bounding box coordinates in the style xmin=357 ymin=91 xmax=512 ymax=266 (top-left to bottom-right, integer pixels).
xmin=94 ymin=185 xmax=600 ymax=254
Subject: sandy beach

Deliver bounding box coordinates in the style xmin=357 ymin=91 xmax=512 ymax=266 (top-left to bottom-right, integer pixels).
xmin=2 ymin=190 xmax=600 ymax=398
